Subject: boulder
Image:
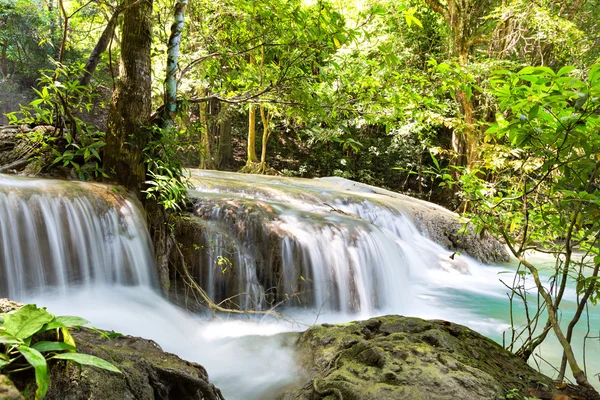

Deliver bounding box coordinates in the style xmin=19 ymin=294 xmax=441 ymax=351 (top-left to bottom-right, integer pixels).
xmin=40 ymin=329 xmax=224 ymax=400
xmin=0 ymin=375 xmax=24 ymax=400
xmin=283 ymin=315 xmax=580 ymax=400
xmin=1 ymin=299 xmax=223 ymax=400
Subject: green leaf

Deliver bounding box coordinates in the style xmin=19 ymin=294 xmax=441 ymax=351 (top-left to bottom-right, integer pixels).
xmin=41 ymin=321 xmax=66 ymax=332
xmin=32 ymin=341 xmax=76 ymax=353
xmin=53 ymin=353 xmax=121 ymax=374
xmin=0 ymin=331 xmax=23 ymax=345
xmin=19 ymin=346 xmax=49 ymax=400
xmin=54 ymin=316 xmax=89 ymax=328
xmin=557 ymin=66 xmax=575 ymax=76
xmin=0 ymin=359 xmax=9 ymax=369
xmin=4 ymin=305 xmax=54 ymax=339
xmin=61 ymin=327 xmax=76 ymax=348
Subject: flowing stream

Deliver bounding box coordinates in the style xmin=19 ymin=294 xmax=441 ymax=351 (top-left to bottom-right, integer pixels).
xmin=0 ymin=171 xmax=598 ymax=399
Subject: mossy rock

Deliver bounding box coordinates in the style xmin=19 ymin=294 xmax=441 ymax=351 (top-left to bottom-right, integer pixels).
xmin=283 ymin=315 xmax=575 ymax=400
xmin=7 ymin=328 xmax=224 ymax=400
xmin=1 ymin=299 xmax=223 ymax=400
xmin=36 ymin=329 xmax=224 ymax=400
xmin=0 ymin=375 xmax=24 ymax=400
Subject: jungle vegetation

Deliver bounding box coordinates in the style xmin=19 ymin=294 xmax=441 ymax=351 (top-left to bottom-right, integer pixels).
xmin=1 ymin=0 xmax=600 ymax=395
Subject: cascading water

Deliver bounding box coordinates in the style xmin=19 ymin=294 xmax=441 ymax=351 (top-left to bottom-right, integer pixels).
xmin=0 ymin=174 xmax=155 ymax=299
xmin=0 ymin=173 xmax=301 ymax=399
xmin=186 ymin=169 xmax=474 ymax=315
xmin=1 ymin=171 xmax=598 ymax=399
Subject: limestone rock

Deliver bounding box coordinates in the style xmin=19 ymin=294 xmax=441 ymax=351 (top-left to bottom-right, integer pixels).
xmin=284 ymin=315 xmax=570 ymax=400
xmin=39 ymin=329 xmax=224 ymax=400
xmin=0 ymin=375 xmax=24 ymax=400
xmin=0 ymin=299 xmax=223 ymax=400
xmin=0 ymin=298 xmax=23 ymax=313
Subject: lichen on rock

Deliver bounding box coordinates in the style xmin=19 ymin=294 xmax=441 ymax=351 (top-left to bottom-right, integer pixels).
xmin=0 ymin=298 xmax=223 ymax=400
xmin=0 ymin=375 xmax=24 ymax=400
xmin=283 ymin=315 xmax=573 ymax=400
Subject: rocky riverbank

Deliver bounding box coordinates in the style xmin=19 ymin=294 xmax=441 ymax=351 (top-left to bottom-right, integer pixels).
xmin=281 ymin=315 xmax=587 ymax=400
xmin=0 ymin=299 xmax=223 ymax=400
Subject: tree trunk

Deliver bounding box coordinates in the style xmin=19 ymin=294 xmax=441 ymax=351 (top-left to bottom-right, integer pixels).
xmin=259 ymin=103 xmax=270 ymax=165
xmin=217 ymin=103 xmax=233 ymax=168
xmin=104 ymin=0 xmax=153 ymax=195
xmin=0 ymin=42 xmax=7 ymax=78
xmin=247 ymin=103 xmax=258 ymax=164
xmin=198 ymin=88 xmax=211 ymax=169
xmin=57 ymin=0 xmax=69 ymax=64
xmin=451 ymin=47 xmax=475 ymax=171
xmin=246 ymin=54 xmax=258 ymax=164
xmin=80 ymin=10 xmax=120 ymax=86
xmin=163 ymin=0 xmax=188 ymax=123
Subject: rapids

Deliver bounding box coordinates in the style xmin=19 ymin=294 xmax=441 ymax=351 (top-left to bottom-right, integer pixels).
xmin=0 ymin=171 xmax=598 ymax=398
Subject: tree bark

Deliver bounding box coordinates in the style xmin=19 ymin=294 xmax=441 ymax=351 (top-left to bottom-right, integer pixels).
xmin=247 ymin=103 xmax=258 ymax=164
xmin=246 ymin=54 xmax=258 ymax=164
xmin=80 ymin=10 xmax=120 ymax=86
xmin=163 ymin=0 xmax=188 ymax=123
xmin=104 ymin=0 xmax=153 ymax=195
xmin=57 ymin=0 xmax=69 ymax=63
xmin=199 ymin=88 xmax=211 ymax=169
xmin=0 ymin=42 xmax=8 ymax=77
xmin=217 ymin=103 xmax=233 ymax=168
xmin=259 ymin=103 xmax=270 ymax=165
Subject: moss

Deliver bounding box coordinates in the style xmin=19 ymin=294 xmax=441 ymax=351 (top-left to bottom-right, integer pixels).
xmin=0 ymin=375 xmax=24 ymax=400
xmin=286 ymin=315 xmax=568 ymax=400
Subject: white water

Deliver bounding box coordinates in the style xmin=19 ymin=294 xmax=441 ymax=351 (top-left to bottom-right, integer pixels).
xmin=1 ymin=172 xmax=598 ymax=398
xmin=0 ymin=175 xmax=155 ymax=298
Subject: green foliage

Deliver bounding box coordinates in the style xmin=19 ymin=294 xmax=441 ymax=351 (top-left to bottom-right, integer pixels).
xmin=0 ymin=304 xmax=120 ymax=400
xmin=6 ymin=61 xmax=106 ymax=179
xmin=458 ymin=62 xmax=600 ymax=367
xmin=462 ymin=63 xmax=600 ymax=254
xmin=143 ymin=126 xmax=192 ymax=211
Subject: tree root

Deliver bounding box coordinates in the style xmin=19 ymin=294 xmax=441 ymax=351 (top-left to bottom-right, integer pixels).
xmin=238 ymin=161 xmax=278 ymax=175
xmin=171 ymin=236 xmax=290 ymax=320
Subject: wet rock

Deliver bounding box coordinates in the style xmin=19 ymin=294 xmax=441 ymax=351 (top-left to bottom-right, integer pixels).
xmin=40 ymin=329 xmax=224 ymax=400
xmin=284 ymin=315 xmax=568 ymax=400
xmin=0 ymin=375 xmax=24 ymax=400
xmin=1 ymin=299 xmax=223 ymax=400
xmin=410 ymin=206 xmax=509 ymax=264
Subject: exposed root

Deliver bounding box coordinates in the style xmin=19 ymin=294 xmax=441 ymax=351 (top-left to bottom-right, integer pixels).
xmin=238 ymin=161 xmax=279 ymax=175
xmin=171 ymin=236 xmax=291 ymax=320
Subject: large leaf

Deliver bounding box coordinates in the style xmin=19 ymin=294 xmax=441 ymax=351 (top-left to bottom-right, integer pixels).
xmin=53 ymin=353 xmax=121 ymax=374
xmin=19 ymin=346 xmax=49 ymax=400
xmin=32 ymin=341 xmax=76 ymax=353
xmin=53 ymin=316 xmax=89 ymax=328
xmin=4 ymin=305 xmax=54 ymax=340
xmin=0 ymin=331 xmax=23 ymax=345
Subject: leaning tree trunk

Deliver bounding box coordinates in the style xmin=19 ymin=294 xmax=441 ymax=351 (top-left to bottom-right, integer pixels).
xmin=104 ymin=0 xmax=153 ymax=195
xmin=80 ymin=9 xmax=120 ymax=86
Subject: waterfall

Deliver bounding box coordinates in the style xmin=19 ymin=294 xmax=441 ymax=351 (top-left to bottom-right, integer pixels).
xmin=0 ymin=174 xmax=156 ymax=299
xmin=185 ymin=169 xmax=475 ymax=314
